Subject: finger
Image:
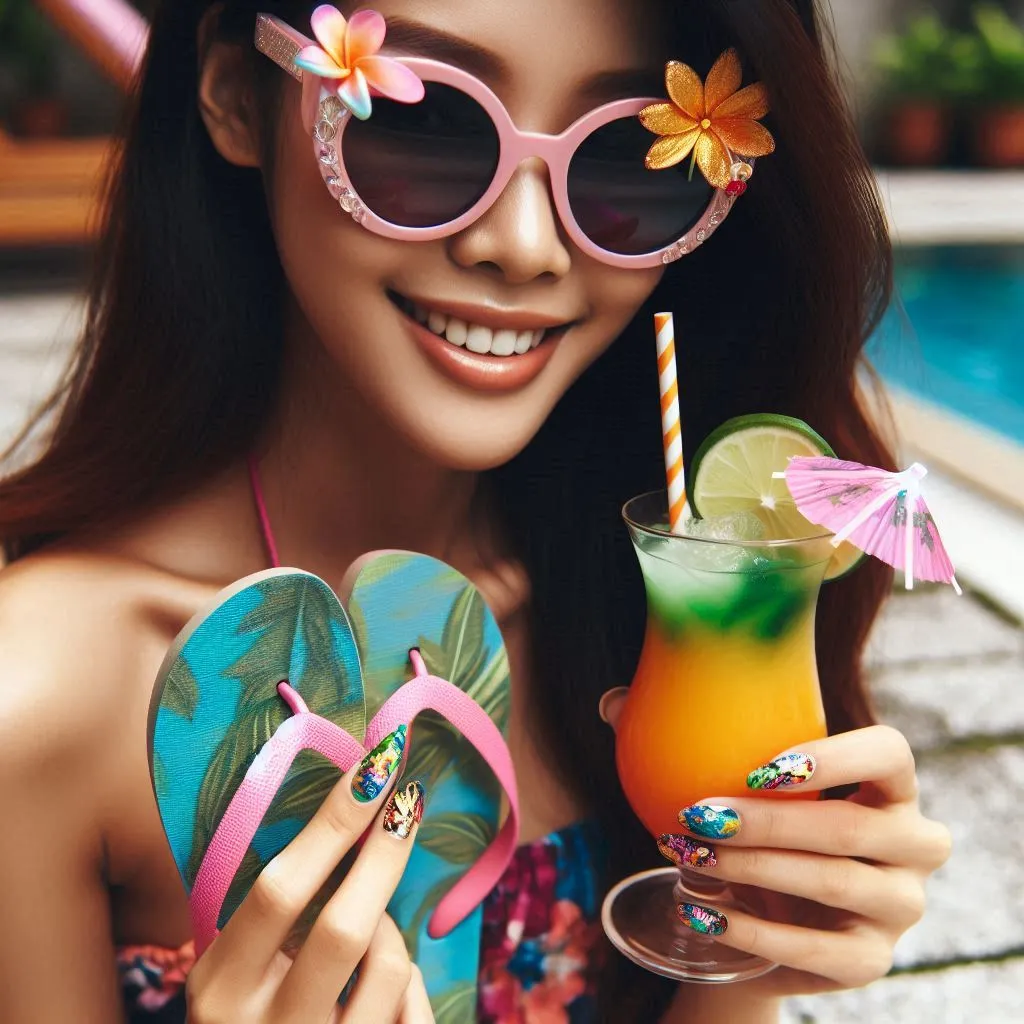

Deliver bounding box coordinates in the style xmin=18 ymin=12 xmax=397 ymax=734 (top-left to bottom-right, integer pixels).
xmin=274 ymin=780 xmax=426 ymax=1015
xmin=686 ymin=846 xmax=926 ymax=928
xmin=599 ymin=688 xmax=629 ymax=728
xmin=676 ymin=903 xmax=894 ymax=989
xmin=675 ymin=797 xmax=947 ymax=867
xmin=743 ymin=726 xmax=918 ymax=804
xmin=399 ymin=964 xmax=435 ymax=1023
xmin=338 ymin=916 xmax=412 ymax=1024
xmin=215 ymin=726 xmax=408 ymax=979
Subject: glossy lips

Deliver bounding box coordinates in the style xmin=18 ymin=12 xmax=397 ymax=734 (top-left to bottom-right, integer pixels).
xmin=351 ymin=725 xmax=407 ymax=802
xmin=747 ymin=752 xmax=816 ymax=791
xmin=383 ymin=780 xmax=426 ymax=839
xmin=677 ymin=902 xmax=728 ymax=936
xmin=678 ymin=804 xmax=741 ymax=840
xmin=657 ymin=834 xmax=716 ymax=868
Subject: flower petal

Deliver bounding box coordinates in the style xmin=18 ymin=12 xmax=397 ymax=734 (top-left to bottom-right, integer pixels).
xmin=310 ymin=5 xmax=349 ymax=68
xmin=713 ymin=82 xmax=769 ymax=120
xmin=705 ymin=49 xmax=743 ymax=113
xmin=639 ymin=102 xmax=698 ymax=137
xmin=645 ymin=129 xmax=702 ymax=170
xmin=294 ymin=45 xmax=346 ymax=78
xmin=345 ymin=9 xmax=386 ymax=67
xmin=714 ymin=118 xmax=776 ymax=157
xmin=357 ymin=55 xmax=425 ymax=102
xmin=664 ymin=61 xmax=704 ymax=120
xmin=695 ymin=130 xmax=731 ymax=189
xmin=338 ymin=67 xmax=373 ymax=120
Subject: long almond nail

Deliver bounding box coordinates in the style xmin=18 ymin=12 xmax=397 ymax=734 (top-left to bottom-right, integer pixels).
xmin=747 ymin=752 xmax=816 ymax=791
xmin=678 ymin=902 xmax=728 ymax=936
xmin=352 ymin=726 xmax=407 ymax=803
xmin=383 ymin=781 xmax=425 ymax=839
xmin=678 ymin=804 xmax=741 ymax=840
xmin=658 ymin=834 xmax=716 ymax=868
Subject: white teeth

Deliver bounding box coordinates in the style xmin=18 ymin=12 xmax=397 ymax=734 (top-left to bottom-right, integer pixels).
xmin=465 ymin=324 xmax=493 ymax=354
xmin=445 ymin=318 xmax=467 ymax=346
xmin=405 ymin=298 xmax=553 ymax=356
xmin=491 ymin=329 xmax=517 ymax=356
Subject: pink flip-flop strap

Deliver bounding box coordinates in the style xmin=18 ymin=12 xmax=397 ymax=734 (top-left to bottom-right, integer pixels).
xmin=364 ymin=650 xmax=520 ymax=940
xmin=189 ymin=696 xmax=365 ymax=954
xmin=188 ymin=659 xmax=518 ymax=953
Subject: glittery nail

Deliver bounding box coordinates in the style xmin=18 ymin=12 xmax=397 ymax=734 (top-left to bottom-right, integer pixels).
xmin=747 ymin=752 xmax=816 ymax=791
xmin=351 ymin=726 xmax=407 ymax=803
xmin=678 ymin=902 xmax=728 ymax=936
xmin=678 ymin=804 xmax=741 ymax=840
xmin=658 ymin=834 xmax=717 ymax=868
xmin=383 ymin=781 xmax=425 ymax=840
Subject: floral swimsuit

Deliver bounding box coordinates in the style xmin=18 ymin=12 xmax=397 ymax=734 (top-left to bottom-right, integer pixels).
xmin=117 ymin=821 xmax=605 ymax=1024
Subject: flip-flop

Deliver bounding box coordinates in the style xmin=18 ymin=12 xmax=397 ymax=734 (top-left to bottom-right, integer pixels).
xmin=148 ymin=556 xmax=517 ymax=1018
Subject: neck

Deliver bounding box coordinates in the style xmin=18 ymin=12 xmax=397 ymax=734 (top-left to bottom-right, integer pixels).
xmin=255 ymin=309 xmax=481 ymax=582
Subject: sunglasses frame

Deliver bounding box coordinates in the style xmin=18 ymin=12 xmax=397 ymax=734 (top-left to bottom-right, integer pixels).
xmin=256 ymin=13 xmax=744 ymax=269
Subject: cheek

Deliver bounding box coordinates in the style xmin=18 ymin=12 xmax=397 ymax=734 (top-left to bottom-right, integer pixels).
xmin=587 ymin=264 xmax=665 ymax=347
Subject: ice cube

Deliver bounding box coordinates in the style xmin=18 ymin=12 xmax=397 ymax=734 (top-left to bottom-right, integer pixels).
xmin=683 ymin=511 xmax=766 ymax=543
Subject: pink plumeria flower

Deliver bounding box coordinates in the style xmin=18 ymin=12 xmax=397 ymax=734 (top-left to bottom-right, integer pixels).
xmin=294 ymin=5 xmax=424 ymax=121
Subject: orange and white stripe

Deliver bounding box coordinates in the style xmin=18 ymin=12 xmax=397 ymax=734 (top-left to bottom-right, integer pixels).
xmin=655 ymin=312 xmax=686 ymax=532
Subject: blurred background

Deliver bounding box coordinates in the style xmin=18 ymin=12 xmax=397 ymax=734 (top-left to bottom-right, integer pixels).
xmin=1 ymin=3 xmax=1022 ymax=1021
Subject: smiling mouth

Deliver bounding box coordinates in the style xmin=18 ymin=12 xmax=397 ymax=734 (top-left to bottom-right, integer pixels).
xmin=388 ymin=291 xmax=575 ymax=357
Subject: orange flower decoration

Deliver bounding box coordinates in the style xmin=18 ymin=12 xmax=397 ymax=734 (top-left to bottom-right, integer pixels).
xmin=640 ymin=49 xmax=775 ymax=190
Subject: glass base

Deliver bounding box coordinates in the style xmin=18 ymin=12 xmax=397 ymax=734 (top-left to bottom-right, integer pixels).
xmin=601 ymin=867 xmax=778 ymax=983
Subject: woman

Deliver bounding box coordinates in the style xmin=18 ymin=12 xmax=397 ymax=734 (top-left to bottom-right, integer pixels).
xmin=0 ymin=0 xmax=950 ymax=1021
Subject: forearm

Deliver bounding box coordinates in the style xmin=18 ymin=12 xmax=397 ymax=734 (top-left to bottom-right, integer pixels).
xmin=661 ymin=981 xmax=782 ymax=1024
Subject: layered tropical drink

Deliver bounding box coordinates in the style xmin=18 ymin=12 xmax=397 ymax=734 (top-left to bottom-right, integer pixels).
xmin=616 ymin=493 xmax=832 ymax=836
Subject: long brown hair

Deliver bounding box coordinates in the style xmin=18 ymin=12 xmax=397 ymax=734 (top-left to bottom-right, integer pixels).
xmin=1 ymin=1 xmax=894 ymax=1017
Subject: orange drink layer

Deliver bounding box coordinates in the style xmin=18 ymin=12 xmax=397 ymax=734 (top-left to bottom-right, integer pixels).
xmin=616 ymin=525 xmax=831 ymax=838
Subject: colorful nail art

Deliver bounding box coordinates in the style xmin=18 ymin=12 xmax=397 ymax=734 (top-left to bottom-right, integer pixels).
xmin=678 ymin=804 xmax=741 ymax=840
xmin=658 ymin=834 xmax=716 ymax=868
xmin=352 ymin=726 xmax=407 ymax=803
xmin=678 ymin=902 xmax=728 ymax=936
xmin=747 ymin=751 xmax=816 ymax=791
xmin=383 ymin=780 xmax=425 ymax=839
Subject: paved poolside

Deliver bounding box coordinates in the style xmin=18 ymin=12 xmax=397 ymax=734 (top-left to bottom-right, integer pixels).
xmin=2 ymin=288 xmax=1022 ymax=1021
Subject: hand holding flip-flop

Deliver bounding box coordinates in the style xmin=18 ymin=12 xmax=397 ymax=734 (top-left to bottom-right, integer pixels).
xmin=185 ymin=734 xmax=433 ymax=1023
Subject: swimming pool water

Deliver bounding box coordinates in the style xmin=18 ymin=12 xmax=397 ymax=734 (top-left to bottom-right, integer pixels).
xmin=869 ymin=246 xmax=1024 ymax=446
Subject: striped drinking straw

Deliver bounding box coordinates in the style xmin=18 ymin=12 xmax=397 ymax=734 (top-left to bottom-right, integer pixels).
xmin=655 ymin=312 xmax=686 ymax=533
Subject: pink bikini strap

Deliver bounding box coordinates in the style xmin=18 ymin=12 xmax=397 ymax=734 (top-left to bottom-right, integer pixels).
xmin=248 ymin=455 xmax=281 ymax=569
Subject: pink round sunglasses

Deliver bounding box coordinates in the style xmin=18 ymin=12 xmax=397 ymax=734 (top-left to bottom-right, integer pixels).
xmin=255 ymin=13 xmax=746 ymax=270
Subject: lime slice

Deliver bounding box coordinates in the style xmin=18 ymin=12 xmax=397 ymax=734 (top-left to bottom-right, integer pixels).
xmin=687 ymin=413 xmax=864 ymax=582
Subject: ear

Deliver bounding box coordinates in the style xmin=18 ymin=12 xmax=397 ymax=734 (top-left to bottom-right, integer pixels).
xmin=197 ymin=8 xmax=261 ymax=168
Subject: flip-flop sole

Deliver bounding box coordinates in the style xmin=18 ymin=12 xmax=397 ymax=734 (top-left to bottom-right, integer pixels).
xmin=345 ymin=551 xmax=510 ymax=1018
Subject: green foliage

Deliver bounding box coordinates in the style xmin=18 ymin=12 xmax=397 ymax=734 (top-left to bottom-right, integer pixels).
xmin=873 ymin=12 xmax=983 ymax=101
xmin=972 ymin=3 xmax=1024 ymax=102
xmin=432 ymin=982 xmax=478 ymax=1024
xmin=417 ymin=811 xmax=495 ymax=865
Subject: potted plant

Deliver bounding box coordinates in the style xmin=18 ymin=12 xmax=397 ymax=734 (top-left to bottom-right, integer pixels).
xmin=970 ymin=3 xmax=1024 ymax=166
xmin=0 ymin=0 xmax=66 ymax=137
xmin=873 ymin=12 xmax=980 ymax=166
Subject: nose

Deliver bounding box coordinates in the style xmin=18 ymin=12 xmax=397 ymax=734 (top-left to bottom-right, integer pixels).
xmin=447 ymin=160 xmax=572 ymax=285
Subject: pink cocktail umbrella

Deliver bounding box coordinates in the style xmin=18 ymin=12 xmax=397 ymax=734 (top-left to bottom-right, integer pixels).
xmin=774 ymin=458 xmax=962 ymax=594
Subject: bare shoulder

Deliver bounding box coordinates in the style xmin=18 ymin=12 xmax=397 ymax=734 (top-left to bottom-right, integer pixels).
xmin=0 ymin=546 xmax=210 ymax=768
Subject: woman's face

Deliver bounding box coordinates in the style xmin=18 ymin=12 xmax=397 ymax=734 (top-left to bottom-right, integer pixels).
xmin=269 ymin=0 xmax=667 ymax=469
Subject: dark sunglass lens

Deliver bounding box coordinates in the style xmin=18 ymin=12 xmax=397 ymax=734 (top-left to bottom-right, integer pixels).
xmin=568 ymin=117 xmax=715 ymax=256
xmin=341 ymin=82 xmax=499 ymax=228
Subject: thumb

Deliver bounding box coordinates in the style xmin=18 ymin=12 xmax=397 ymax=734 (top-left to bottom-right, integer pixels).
xmin=598 ymin=688 xmax=629 ymax=731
